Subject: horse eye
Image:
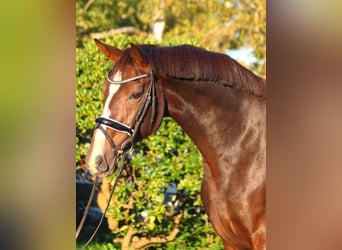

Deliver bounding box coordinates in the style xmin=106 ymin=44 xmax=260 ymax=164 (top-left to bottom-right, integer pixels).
xmin=129 ymin=91 xmax=143 ymax=99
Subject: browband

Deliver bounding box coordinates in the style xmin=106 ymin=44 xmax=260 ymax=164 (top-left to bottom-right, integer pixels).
xmin=106 ymin=70 xmax=151 ymax=85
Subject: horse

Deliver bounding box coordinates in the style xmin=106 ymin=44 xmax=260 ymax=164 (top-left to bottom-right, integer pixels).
xmin=85 ymin=39 xmax=266 ymax=250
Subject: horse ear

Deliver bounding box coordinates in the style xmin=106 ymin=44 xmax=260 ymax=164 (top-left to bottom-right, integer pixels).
xmin=94 ymin=39 xmax=122 ymax=62
xmin=130 ymin=43 xmax=148 ymax=67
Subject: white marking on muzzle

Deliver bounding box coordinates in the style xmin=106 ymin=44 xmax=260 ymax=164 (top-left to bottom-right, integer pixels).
xmin=87 ymin=70 xmax=122 ymax=173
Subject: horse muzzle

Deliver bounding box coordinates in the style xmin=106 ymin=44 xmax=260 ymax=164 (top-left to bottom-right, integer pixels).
xmin=85 ymin=152 xmax=118 ymax=177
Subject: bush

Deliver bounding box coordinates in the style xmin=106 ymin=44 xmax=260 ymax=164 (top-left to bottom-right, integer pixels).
xmin=76 ymin=34 xmax=223 ymax=249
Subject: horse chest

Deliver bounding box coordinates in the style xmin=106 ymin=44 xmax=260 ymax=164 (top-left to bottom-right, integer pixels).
xmin=201 ymin=166 xmax=265 ymax=249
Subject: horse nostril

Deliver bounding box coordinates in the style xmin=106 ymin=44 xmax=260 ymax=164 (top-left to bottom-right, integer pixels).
xmin=95 ymin=155 xmax=103 ymax=166
xmin=95 ymin=155 xmax=109 ymax=172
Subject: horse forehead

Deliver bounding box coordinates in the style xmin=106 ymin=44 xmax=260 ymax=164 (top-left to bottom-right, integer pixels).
xmin=102 ymin=70 xmax=122 ymax=117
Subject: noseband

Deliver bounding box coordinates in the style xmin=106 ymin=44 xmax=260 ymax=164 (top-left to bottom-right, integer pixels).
xmin=95 ymin=70 xmax=157 ymax=154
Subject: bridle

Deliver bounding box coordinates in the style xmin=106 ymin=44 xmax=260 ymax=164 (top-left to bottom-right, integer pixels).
xmin=95 ymin=69 xmax=158 ymax=153
xmin=76 ymin=69 xmax=158 ymax=249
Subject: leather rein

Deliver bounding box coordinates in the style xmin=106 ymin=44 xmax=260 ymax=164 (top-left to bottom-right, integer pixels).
xmin=76 ymin=70 xmax=157 ymax=249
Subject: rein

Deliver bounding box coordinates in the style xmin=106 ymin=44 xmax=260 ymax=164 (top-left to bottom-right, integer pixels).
xmin=76 ymin=179 xmax=97 ymax=239
xmin=77 ymin=153 xmax=128 ymax=250
xmin=76 ymin=70 xmax=157 ymax=248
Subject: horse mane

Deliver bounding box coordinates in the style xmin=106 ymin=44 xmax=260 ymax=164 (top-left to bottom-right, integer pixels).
xmin=127 ymin=45 xmax=266 ymax=98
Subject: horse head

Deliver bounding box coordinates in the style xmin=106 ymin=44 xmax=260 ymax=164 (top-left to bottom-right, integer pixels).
xmin=85 ymin=40 xmax=165 ymax=177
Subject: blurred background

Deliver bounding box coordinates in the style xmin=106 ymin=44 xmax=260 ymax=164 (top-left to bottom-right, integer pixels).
xmin=76 ymin=0 xmax=266 ymax=76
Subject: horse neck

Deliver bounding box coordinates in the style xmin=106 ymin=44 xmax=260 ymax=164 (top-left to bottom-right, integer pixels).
xmin=163 ymin=78 xmax=265 ymax=161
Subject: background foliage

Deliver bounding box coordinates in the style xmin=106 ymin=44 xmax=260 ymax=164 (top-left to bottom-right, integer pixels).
xmin=77 ymin=0 xmax=266 ymax=75
xmin=76 ymin=0 xmax=265 ymax=249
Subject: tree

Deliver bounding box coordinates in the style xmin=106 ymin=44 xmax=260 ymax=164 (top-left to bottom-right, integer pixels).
xmin=76 ymin=0 xmax=266 ymax=75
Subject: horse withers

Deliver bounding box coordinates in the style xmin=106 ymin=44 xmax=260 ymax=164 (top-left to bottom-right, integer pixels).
xmin=85 ymin=40 xmax=266 ymax=250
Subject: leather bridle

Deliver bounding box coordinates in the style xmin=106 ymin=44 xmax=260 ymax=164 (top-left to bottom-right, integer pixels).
xmin=76 ymin=69 xmax=158 ymax=249
xmin=95 ymin=69 xmax=158 ymax=154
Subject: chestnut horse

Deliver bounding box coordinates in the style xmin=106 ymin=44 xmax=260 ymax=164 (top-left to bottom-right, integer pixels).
xmin=85 ymin=40 xmax=266 ymax=250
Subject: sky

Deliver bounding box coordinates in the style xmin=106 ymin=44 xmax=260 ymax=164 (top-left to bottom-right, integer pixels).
xmin=226 ymin=47 xmax=257 ymax=66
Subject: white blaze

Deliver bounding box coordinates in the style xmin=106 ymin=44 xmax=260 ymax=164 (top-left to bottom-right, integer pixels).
xmin=102 ymin=71 xmax=121 ymax=116
xmin=87 ymin=70 xmax=122 ymax=173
